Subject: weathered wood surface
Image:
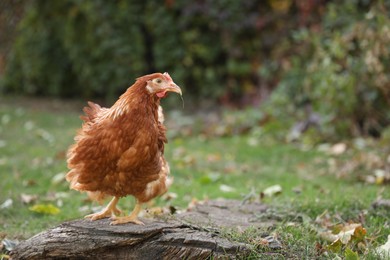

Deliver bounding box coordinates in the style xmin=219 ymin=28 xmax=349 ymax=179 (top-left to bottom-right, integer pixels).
xmin=12 ymin=199 xmax=271 ymax=260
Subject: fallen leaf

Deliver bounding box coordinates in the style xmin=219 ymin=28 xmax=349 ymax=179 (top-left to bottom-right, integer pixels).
xmin=319 ymin=231 xmax=338 ymax=243
xmin=23 ymin=179 xmax=37 ymax=187
xmin=376 ymin=235 xmax=390 ymax=258
xmin=263 ymin=185 xmax=282 ymax=197
xmin=351 ymin=225 xmax=366 ymax=243
xmin=262 ymin=235 xmax=282 ymax=250
xmin=219 ymin=184 xmax=236 ymax=193
xmin=257 ymin=238 xmax=269 ymax=246
xmin=24 ymin=120 xmax=34 ymax=130
xmin=330 ymin=143 xmax=347 ymax=155
xmin=252 ymin=235 xmax=282 ymax=250
xmin=332 ymin=223 xmax=364 ymax=245
xmin=199 ymin=173 xmax=221 ymax=184
xmin=1 ymin=239 xmax=18 ymax=251
xmin=372 ymin=199 xmax=390 ymax=209
xmin=247 ymin=137 xmax=259 ymax=147
xmin=339 ymin=227 xmax=358 ymax=245
xmin=374 ymin=169 xmax=387 ymax=185
xmin=45 ymin=191 xmax=69 ymax=201
xmin=51 ymin=172 xmax=66 ymax=185
xmin=365 ymin=175 xmax=376 ymax=184
xmin=321 ymin=222 xmax=367 ymax=256
xmin=29 ymin=204 xmax=60 ymax=215
xmin=0 ymin=199 xmax=13 ymax=209
xmin=20 ymin=194 xmax=38 ymax=204
xmin=57 ymin=199 xmax=63 ymax=208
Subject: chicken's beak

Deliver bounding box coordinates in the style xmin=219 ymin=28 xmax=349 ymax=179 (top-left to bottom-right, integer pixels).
xmin=167 ymin=82 xmax=184 ymax=108
xmin=167 ymin=83 xmax=182 ymax=96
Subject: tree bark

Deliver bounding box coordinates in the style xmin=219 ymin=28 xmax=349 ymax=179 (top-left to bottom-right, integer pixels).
xmin=12 ymin=199 xmax=271 ymax=260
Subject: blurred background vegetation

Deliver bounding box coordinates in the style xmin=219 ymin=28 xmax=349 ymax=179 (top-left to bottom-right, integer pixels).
xmin=0 ymin=0 xmax=389 ymax=141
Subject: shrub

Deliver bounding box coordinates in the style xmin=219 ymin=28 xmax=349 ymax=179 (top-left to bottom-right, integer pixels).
xmin=268 ymin=1 xmax=390 ymax=140
xmin=1 ymin=0 xmax=320 ymax=102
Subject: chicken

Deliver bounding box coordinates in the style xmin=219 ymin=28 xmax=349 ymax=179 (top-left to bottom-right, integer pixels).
xmin=66 ymin=72 xmax=182 ymax=225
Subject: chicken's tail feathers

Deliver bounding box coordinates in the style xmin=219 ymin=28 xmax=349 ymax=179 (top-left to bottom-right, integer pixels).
xmin=66 ymin=169 xmax=83 ymax=190
xmin=80 ymin=101 xmax=102 ymax=123
xmin=66 ymin=170 xmax=108 ymax=203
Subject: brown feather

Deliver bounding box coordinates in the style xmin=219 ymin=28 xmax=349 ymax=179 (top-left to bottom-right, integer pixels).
xmin=66 ymin=73 xmax=174 ymax=204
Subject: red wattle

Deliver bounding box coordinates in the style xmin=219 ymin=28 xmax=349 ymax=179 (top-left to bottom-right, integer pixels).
xmin=156 ymin=91 xmax=167 ymax=98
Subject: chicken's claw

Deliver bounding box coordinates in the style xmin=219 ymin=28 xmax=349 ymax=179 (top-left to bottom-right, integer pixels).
xmin=84 ymin=197 xmax=122 ymax=220
xmin=110 ymin=216 xmax=144 ymax=225
xmin=84 ymin=211 xmax=110 ymax=221
xmin=109 ymin=199 xmax=144 ymax=225
xmin=84 ymin=206 xmax=122 ymax=221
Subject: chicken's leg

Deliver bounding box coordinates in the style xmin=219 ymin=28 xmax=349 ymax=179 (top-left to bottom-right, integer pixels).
xmin=85 ymin=196 xmax=122 ymax=220
xmin=110 ymin=199 xmax=144 ymax=225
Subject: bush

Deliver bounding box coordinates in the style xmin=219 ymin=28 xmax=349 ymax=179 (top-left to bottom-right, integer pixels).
xmin=3 ymin=0 xmax=389 ymax=139
xmin=1 ymin=0 xmax=321 ymax=102
xmin=268 ymin=1 xmax=390 ymax=140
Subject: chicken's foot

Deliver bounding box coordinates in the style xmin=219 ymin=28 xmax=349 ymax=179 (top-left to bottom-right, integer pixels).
xmin=85 ymin=196 xmax=122 ymax=220
xmin=110 ymin=200 xmax=144 ymax=225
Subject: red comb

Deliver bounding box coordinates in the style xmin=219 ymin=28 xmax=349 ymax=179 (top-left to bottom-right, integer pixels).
xmin=163 ymin=72 xmax=172 ymax=81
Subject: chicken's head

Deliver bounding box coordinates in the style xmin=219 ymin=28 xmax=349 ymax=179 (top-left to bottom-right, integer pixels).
xmin=146 ymin=72 xmax=182 ymax=98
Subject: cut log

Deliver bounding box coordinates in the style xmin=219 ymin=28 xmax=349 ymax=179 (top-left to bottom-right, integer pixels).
xmin=12 ymin=199 xmax=272 ymax=260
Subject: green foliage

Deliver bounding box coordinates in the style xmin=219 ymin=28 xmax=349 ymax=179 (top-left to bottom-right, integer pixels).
xmin=1 ymin=0 xmax=307 ymax=102
xmin=3 ymin=1 xmax=146 ymax=99
xmin=268 ymin=1 xmax=390 ymax=140
xmin=2 ymin=1 xmax=390 ymax=139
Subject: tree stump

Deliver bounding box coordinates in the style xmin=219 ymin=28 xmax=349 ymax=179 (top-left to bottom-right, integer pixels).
xmin=12 ymin=199 xmax=272 ymax=259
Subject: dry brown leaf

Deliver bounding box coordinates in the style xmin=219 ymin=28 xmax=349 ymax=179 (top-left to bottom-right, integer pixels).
xmin=330 ymin=143 xmax=347 ymax=155
xmin=319 ymin=231 xmax=338 ymax=243
xmin=319 ymin=223 xmax=367 ymax=246
xmin=251 ymin=235 xmax=283 ymax=250
xmin=337 ymin=223 xmax=361 ymax=244
xmin=20 ymin=194 xmax=38 ymax=204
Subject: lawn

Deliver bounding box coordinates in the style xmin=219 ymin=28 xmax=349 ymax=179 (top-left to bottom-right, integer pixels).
xmin=0 ymin=97 xmax=389 ymax=258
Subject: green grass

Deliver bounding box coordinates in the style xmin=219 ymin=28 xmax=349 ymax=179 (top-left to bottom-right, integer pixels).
xmin=0 ymin=97 xmax=389 ymax=258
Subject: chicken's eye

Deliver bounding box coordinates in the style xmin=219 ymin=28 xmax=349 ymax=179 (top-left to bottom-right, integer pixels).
xmin=156 ymin=79 xmax=162 ymax=84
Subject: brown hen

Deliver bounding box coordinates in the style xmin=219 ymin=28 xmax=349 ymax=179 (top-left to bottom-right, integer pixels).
xmin=66 ymin=72 xmax=182 ymax=225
